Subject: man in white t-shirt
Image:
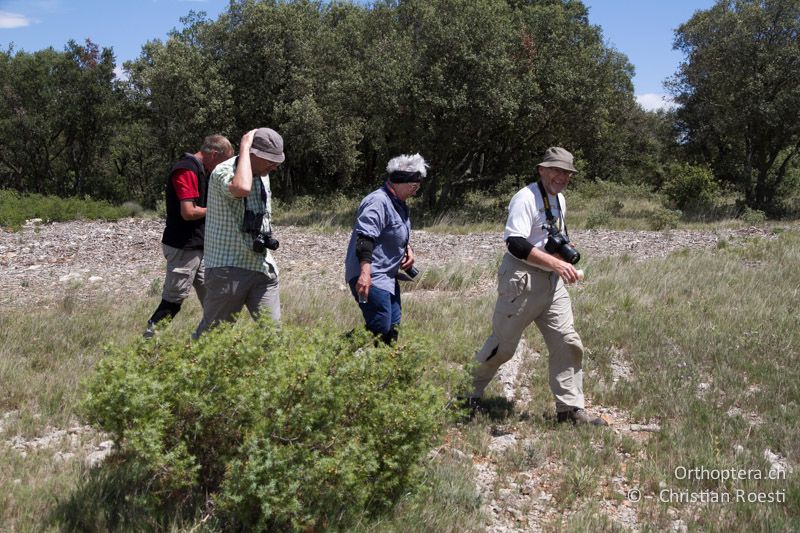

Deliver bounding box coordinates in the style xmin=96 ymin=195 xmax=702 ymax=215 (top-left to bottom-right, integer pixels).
xmin=467 ymin=147 xmax=606 ymax=426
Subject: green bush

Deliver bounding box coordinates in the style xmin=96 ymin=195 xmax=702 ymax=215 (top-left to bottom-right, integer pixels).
xmin=0 ymin=189 xmax=132 ymax=229
xmin=79 ymin=318 xmax=449 ymax=531
xmin=740 ymin=206 xmax=767 ymax=225
xmin=583 ymin=199 xmax=623 ymax=229
xmin=661 ymin=163 xmax=720 ymax=213
xmin=647 ymin=208 xmax=681 ymax=230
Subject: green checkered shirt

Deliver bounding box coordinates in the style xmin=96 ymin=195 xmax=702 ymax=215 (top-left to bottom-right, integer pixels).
xmin=203 ymin=156 xmax=278 ymax=277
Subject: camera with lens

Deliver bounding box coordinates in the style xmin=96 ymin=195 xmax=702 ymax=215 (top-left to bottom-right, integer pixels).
xmin=241 ymin=208 xmax=279 ymax=253
xmin=253 ymin=231 xmax=279 ymax=253
xmin=544 ymin=227 xmax=580 ymax=264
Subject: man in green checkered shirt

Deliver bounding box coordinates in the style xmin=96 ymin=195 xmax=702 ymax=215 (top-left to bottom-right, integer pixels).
xmin=193 ymin=128 xmax=284 ymax=338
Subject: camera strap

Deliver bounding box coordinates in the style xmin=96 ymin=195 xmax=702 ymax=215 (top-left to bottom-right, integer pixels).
xmin=537 ymin=180 xmax=569 ymax=238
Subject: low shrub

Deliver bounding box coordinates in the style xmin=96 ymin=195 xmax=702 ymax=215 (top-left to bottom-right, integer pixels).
xmin=78 ymin=318 xmax=449 ymax=531
xmin=739 ymin=206 xmax=767 ymax=225
xmin=647 ymin=208 xmax=680 ymax=230
xmin=661 ymin=163 xmax=721 ymax=213
xmin=0 ymin=189 xmax=133 ymax=229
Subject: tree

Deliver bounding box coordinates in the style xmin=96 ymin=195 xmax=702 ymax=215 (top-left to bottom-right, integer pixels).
xmin=120 ymin=28 xmax=234 ymax=207
xmin=670 ymin=0 xmax=800 ymax=212
xmin=0 ymin=40 xmax=120 ymax=198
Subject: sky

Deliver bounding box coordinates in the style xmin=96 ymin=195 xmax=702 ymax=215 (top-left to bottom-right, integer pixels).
xmin=0 ymin=0 xmax=715 ymax=112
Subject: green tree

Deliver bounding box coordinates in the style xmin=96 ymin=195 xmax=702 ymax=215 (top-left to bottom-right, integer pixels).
xmin=0 ymin=41 xmax=119 ymax=198
xmin=671 ymin=0 xmax=800 ymax=212
xmin=119 ymin=25 xmax=234 ymax=207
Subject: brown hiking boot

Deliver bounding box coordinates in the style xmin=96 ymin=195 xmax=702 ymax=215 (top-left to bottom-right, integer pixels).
xmin=557 ymin=408 xmax=608 ymax=426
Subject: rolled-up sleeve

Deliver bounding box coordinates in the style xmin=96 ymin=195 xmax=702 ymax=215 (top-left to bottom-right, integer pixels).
xmin=354 ymin=200 xmax=385 ymax=239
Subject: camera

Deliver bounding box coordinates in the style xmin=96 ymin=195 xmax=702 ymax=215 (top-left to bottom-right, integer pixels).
xmin=544 ymin=229 xmax=580 ymax=264
xmin=241 ymin=209 xmax=278 ymax=253
xmin=252 ymin=231 xmax=279 ymax=253
xmin=241 ymin=209 xmax=264 ymax=234
xmin=397 ymin=265 xmax=419 ymax=281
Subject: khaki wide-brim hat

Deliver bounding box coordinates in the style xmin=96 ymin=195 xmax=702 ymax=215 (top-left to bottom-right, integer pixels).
xmin=537 ymin=147 xmax=577 ymax=173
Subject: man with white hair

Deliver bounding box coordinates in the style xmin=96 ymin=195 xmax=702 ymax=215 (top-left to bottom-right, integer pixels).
xmin=344 ymin=153 xmax=428 ymax=344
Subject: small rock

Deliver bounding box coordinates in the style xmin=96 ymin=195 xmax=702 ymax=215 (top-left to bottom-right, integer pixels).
xmin=629 ymin=423 xmax=661 ymax=432
xmin=88 ymin=276 xmax=103 ymax=283
xmin=488 ymin=433 xmax=516 ymax=453
xmin=764 ymin=448 xmax=793 ymax=476
xmin=53 ymin=451 xmax=75 ymax=462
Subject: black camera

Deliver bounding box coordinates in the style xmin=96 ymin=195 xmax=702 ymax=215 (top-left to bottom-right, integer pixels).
xmin=241 ymin=209 xmax=278 ymax=253
xmin=253 ymin=231 xmax=279 ymax=253
xmin=397 ymin=265 xmax=419 ymax=281
xmin=241 ymin=209 xmax=264 ymax=234
xmin=544 ymin=229 xmax=580 ymax=264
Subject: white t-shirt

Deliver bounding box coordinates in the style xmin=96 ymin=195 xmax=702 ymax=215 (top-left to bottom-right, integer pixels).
xmin=503 ymin=182 xmax=566 ymax=267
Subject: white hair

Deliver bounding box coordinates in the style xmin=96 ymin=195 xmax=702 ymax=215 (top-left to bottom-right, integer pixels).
xmin=386 ymin=153 xmax=428 ymax=177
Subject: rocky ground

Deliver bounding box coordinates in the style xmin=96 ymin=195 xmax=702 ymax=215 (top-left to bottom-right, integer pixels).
xmin=0 ymin=217 xmax=782 ymax=309
xmin=0 ymin=218 xmax=791 ymax=530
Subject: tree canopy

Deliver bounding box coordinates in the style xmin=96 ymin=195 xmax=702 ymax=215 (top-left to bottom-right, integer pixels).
xmin=671 ymin=0 xmax=800 ymax=212
xmin=5 ymin=0 xmax=797 ymax=215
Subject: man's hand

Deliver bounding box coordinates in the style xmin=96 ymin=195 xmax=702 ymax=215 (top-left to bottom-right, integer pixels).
xmin=240 ymin=129 xmax=256 ymax=152
xmin=400 ymin=246 xmax=415 ymax=271
xmin=528 ymin=246 xmax=579 ymax=283
xmin=356 ymin=262 xmax=371 ymax=302
xmin=553 ymin=261 xmax=580 ymax=284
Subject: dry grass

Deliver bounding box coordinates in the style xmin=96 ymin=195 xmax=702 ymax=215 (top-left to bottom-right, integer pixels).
xmin=1 ymin=227 xmax=798 ymax=531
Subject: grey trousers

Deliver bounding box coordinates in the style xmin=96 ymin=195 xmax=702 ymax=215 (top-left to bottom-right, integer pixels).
xmin=161 ymin=244 xmax=205 ymax=304
xmin=471 ymin=253 xmax=584 ymax=412
xmin=193 ymin=266 xmax=281 ymax=338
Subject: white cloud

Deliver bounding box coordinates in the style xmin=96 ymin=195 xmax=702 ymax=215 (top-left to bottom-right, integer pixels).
xmin=0 ymin=11 xmax=30 ymax=28
xmin=636 ymin=93 xmax=678 ymax=112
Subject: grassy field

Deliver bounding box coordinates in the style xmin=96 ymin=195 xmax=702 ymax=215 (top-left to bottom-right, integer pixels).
xmin=1 ymin=225 xmax=798 ymax=530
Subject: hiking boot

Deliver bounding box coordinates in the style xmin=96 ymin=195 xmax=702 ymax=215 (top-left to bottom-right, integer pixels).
xmin=143 ymin=322 xmax=156 ymax=339
xmin=556 ymin=408 xmax=608 ymax=426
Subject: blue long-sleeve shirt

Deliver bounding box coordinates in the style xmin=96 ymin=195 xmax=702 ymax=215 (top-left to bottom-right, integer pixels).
xmin=344 ymin=185 xmax=411 ymax=295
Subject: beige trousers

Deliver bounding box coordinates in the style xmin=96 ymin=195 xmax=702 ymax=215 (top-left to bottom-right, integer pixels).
xmin=161 ymin=243 xmax=205 ymax=304
xmin=472 ymin=253 xmax=584 ymax=412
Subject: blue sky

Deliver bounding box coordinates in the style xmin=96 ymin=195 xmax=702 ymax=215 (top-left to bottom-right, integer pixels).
xmin=0 ymin=0 xmax=714 ymax=111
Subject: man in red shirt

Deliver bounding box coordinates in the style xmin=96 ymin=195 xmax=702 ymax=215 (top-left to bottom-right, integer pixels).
xmin=144 ymin=135 xmax=233 ymax=338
